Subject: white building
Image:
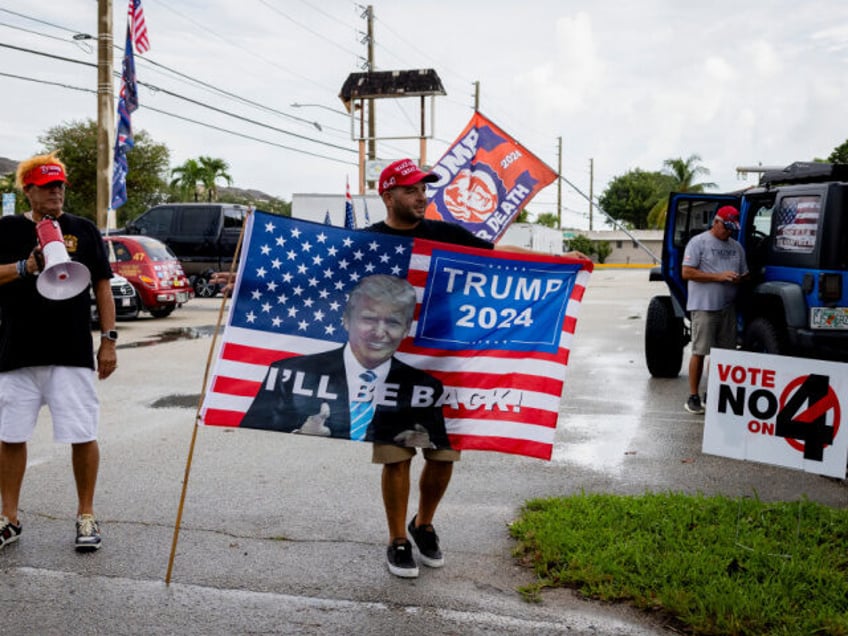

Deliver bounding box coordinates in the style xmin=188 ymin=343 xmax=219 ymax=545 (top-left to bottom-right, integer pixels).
xmin=574 ymin=230 xmax=663 ymax=265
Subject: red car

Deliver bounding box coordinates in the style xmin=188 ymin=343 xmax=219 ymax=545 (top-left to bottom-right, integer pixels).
xmin=103 ymin=235 xmax=193 ymax=318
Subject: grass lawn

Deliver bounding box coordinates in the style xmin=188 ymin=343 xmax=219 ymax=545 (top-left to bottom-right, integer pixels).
xmin=509 ymin=492 xmax=848 ymax=635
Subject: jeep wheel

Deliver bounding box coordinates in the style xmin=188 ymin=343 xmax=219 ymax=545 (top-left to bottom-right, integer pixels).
xmin=192 ymin=273 xmax=220 ymax=298
xmin=744 ymin=317 xmax=786 ymax=355
xmin=645 ymin=295 xmax=685 ymax=377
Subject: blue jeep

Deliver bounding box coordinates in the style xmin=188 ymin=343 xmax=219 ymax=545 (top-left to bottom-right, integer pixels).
xmin=645 ymin=161 xmax=848 ymax=377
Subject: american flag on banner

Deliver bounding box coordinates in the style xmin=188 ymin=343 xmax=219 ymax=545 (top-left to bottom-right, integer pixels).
xmin=201 ymin=211 xmax=592 ymax=460
xmin=111 ymin=26 xmax=138 ymax=210
xmin=344 ymin=178 xmax=356 ymax=229
xmin=128 ymin=0 xmax=150 ymax=54
xmin=425 ymin=111 xmax=558 ymax=243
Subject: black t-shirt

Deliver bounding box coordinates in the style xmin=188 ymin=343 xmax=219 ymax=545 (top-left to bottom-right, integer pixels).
xmin=0 ymin=213 xmax=112 ymax=371
xmin=365 ymin=219 xmax=494 ymax=250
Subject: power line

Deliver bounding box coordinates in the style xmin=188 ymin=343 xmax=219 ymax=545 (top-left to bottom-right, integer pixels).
xmin=0 ymin=72 xmax=355 ymax=166
xmin=0 ymin=41 xmax=95 ymax=68
xmin=144 ymin=104 xmax=357 ymax=167
xmin=147 ymin=0 xmax=336 ymax=94
xmin=256 ymin=0 xmax=360 ymax=60
xmin=0 ymin=7 xmax=83 ymax=35
xmin=0 ymin=70 xmax=95 ymax=94
xmin=0 ymin=41 xmax=356 ymax=155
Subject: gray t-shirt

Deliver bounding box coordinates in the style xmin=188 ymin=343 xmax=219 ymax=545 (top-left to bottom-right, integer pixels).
xmin=682 ymin=230 xmax=747 ymax=311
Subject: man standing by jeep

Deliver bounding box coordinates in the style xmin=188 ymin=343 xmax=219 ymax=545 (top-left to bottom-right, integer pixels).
xmin=681 ymin=205 xmax=748 ymax=414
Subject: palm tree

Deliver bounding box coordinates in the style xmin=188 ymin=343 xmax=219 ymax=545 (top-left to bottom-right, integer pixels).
xmin=170 ymin=158 xmax=204 ymax=201
xmin=198 ymin=156 xmax=232 ymax=202
xmin=647 ymin=154 xmax=717 ymax=228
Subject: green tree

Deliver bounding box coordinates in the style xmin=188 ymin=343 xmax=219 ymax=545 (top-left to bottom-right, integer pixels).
xmin=198 ymin=156 xmax=232 ymax=201
xmin=38 ymin=119 xmax=170 ymax=226
xmin=535 ymin=212 xmax=559 ymax=228
xmin=217 ymin=189 xmax=291 ymax=216
xmin=827 ymin=140 xmax=848 ymax=164
xmin=567 ymin=234 xmax=594 ymax=257
xmin=646 ymin=154 xmax=716 ymax=228
xmin=171 ymin=156 xmax=233 ymax=202
xmin=170 ymin=158 xmax=204 ymax=201
xmin=598 ymin=169 xmax=673 ymax=230
xmin=594 ymin=240 xmax=612 ymax=264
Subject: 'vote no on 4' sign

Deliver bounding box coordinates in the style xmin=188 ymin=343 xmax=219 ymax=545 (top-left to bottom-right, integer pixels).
xmin=702 ymin=348 xmax=848 ymax=479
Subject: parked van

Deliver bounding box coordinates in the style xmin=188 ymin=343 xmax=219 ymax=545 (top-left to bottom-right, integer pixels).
xmin=122 ymin=203 xmax=249 ymax=297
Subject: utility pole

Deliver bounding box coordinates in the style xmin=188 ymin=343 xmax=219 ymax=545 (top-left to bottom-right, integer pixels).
xmin=96 ymin=0 xmax=114 ymax=230
xmin=365 ymin=5 xmax=376 ymax=190
xmin=588 ymin=157 xmax=594 ymax=231
xmin=556 ymin=136 xmax=562 ymax=229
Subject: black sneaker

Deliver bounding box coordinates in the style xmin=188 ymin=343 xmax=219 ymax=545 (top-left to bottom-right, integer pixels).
xmin=386 ymin=538 xmax=418 ymax=578
xmin=75 ymin=514 xmax=102 ymax=552
xmin=685 ymin=394 xmax=705 ymax=414
xmin=408 ymin=515 xmax=444 ymax=568
xmin=0 ymin=515 xmax=22 ymax=550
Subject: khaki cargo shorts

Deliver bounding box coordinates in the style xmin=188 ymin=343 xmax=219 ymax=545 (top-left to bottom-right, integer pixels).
xmin=372 ymin=443 xmax=460 ymax=464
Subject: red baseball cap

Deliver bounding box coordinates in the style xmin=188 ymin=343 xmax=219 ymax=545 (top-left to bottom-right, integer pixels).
xmin=378 ymin=158 xmax=438 ymax=195
xmin=23 ymin=163 xmax=68 ymax=187
xmin=715 ymin=205 xmax=740 ymax=230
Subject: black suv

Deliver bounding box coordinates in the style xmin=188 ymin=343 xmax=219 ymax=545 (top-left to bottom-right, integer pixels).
xmin=645 ymin=162 xmax=848 ymax=377
xmin=122 ymin=203 xmax=249 ymax=297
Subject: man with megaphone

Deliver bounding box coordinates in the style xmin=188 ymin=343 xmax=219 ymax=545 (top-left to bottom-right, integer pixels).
xmin=0 ymin=152 xmax=118 ymax=553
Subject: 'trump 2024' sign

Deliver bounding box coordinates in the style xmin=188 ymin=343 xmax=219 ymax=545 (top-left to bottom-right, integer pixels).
xmin=702 ymin=349 xmax=848 ymax=478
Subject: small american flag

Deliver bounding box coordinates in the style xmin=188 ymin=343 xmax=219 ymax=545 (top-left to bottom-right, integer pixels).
xmin=201 ymin=211 xmax=592 ymax=460
xmin=344 ymin=178 xmax=356 ymax=229
xmin=129 ymin=0 xmax=150 ymax=54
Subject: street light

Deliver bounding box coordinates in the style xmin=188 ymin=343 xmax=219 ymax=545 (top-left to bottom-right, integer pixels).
xmin=290 ymin=102 xmax=351 ymax=117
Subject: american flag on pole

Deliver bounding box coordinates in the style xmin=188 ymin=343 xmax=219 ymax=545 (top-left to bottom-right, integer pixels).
xmin=425 ymin=111 xmax=558 ymax=243
xmin=128 ymin=0 xmax=150 ymax=54
xmin=201 ymin=211 xmax=592 ymax=460
xmin=111 ymin=26 xmax=138 ymax=210
xmin=344 ymin=178 xmax=356 ymax=229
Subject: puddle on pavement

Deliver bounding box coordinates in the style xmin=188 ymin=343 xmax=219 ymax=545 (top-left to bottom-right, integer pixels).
xmin=117 ymin=325 xmax=222 ymax=348
xmin=550 ymin=413 xmax=643 ymax=473
xmin=151 ymin=394 xmax=202 ymax=409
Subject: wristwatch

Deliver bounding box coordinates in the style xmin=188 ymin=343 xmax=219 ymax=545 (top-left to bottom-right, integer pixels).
xmin=100 ymin=330 xmax=118 ymax=341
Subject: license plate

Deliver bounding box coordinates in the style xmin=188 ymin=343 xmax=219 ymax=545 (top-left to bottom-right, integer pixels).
xmin=176 ymin=292 xmax=189 ymax=303
xmin=810 ymin=307 xmax=848 ymax=329
xmin=121 ymin=298 xmax=131 ymax=307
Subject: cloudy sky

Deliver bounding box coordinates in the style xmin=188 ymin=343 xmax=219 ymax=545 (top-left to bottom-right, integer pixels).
xmin=1 ymin=0 xmax=847 ymax=229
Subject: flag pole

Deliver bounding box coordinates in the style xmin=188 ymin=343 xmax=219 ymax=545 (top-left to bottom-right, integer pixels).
xmin=165 ymin=210 xmax=251 ymax=585
xmin=96 ymin=0 xmax=114 ymax=231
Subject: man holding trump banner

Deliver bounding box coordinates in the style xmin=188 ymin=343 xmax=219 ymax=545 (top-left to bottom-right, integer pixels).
xmin=202 ymin=159 xmax=591 ymax=579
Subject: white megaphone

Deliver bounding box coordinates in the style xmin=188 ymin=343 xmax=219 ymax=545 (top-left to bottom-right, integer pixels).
xmin=35 ymin=216 xmax=91 ymax=301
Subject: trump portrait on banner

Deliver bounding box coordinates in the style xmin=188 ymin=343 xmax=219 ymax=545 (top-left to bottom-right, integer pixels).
xmin=240 ymin=274 xmax=450 ymax=449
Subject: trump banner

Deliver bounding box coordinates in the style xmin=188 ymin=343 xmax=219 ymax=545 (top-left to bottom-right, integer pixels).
xmin=424 ymin=111 xmax=558 ymax=243
xmin=201 ymin=210 xmax=592 ymax=460
xmin=702 ymin=348 xmax=848 ymax=478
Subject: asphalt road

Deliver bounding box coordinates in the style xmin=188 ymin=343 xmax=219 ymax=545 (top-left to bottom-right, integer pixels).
xmin=1 ymin=268 xmax=845 ymax=635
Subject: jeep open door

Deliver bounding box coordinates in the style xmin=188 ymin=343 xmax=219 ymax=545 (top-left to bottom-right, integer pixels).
xmin=644 ymin=192 xmax=738 ymax=377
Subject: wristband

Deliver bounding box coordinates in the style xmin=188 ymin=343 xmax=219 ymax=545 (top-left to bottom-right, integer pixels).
xmin=16 ymin=259 xmax=28 ymax=278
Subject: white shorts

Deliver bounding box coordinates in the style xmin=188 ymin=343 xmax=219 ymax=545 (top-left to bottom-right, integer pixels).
xmin=0 ymin=366 xmax=99 ymax=444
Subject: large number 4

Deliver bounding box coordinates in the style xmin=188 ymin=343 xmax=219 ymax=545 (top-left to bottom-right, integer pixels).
xmin=775 ymin=373 xmax=834 ymax=461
